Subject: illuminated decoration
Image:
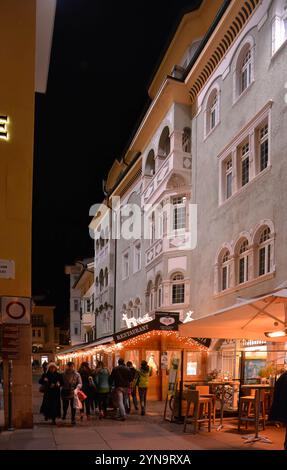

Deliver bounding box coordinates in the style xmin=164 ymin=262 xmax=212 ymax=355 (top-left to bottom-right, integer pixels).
xmin=122 ymin=313 xmax=153 ymax=329
xmin=182 ymin=310 xmax=194 ymax=323
xmin=56 ymin=342 xmax=123 ymax=361
xmin=118 ymin=330 xmax=209 ymax=351
xmin=264 ymin=329 xmax=287 ymax=338
xmin=0 ymin=115 xmax=9 ymax=140
xmin=56 ymin=330 xmax=209 ymax=363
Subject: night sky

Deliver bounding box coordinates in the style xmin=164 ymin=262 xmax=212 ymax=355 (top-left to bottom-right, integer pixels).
xmin=32 ymin=0 xmax=201 ymax=325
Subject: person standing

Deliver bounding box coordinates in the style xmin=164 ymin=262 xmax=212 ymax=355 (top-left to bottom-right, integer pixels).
xmin=109 ymin=358 xmax=131 ymax=421
xmin=39 ymin=362 xmax=62 ymax=425
xmin=126 ymin=361 xmax=138 ymax=413
xmin=135 ymin=360 xmax=151 ymax=416
xmin=95 ymin=361 xmax=110 ymax=418
xmin=269 ymin=370 xmax=287 ymax=450
xmin=61 ymin=361 xmax=82 ymax=425
xmin=78 ymin=362 xmax=95 ymax=421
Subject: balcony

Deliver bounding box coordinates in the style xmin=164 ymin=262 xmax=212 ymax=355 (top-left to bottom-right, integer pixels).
xmin=142 ymin=150 xmax=192 ymax=206
xmin=82 ymin=313 xmax=92 ymax=327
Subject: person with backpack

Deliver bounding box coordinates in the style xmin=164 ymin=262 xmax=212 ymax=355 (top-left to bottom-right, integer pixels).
xmin=94 ymin=361 xmax=110 ymax=418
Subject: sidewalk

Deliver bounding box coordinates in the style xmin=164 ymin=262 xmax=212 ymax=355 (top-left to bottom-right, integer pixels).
xmin=0 ymin=378 xmax=284 ymax=450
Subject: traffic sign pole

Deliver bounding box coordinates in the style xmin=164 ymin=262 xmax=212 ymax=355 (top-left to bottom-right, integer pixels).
xmin=8 ymin=360 xmax=14 ymax=431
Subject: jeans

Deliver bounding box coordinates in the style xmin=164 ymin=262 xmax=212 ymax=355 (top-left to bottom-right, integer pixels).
xmin=62 ymin=398 xmax=76 ymax=421
xmin=138 ymin=387 xmax=147 ymax=412
xmin=98 ymin=393 xmax=109 ymax=414
xmin=127 ymin=388 xmax=138 ymax=411
xmin=80 ymin=397 xmax=91 ymax=416
xmin=115 ymin=387 xmax=129 ymax=417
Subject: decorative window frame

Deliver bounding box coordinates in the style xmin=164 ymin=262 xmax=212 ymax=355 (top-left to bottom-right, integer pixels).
xmin=133 ymin=240 xmax=142 ymax=273
xmin=214 ymin=221 xmax=275 ymax=296
xmin=232 ymin=34 xmax=255 ymax=104
xmin=218 ymin=101 xmax=273 ymax=206
xmin=271 ymin=0 xmax=287 ymax=56
xmin=203 ymin=82 xmax=221 ymax=140
xmin=122 ymin=249 xmax=130 ymax=280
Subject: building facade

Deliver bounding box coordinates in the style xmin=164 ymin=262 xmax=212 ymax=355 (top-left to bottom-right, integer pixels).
xmin=76 ymin=0 xmax=287 ymax=379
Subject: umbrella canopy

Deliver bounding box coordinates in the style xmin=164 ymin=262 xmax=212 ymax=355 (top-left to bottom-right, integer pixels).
xmin=179 ymin=289 xmax=287 ymax=343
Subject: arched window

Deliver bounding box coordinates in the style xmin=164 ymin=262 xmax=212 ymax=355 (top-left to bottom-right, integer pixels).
xmin=146 ymin=281 xmax=153 ymax=312
xmin=205 ymin=87 xmax=220 ymax=136
xmin=237 ymin=239 xmax=249 ymax=284
xmin=96 ymin=239 xmax=100 ymax=254
xmin=134 ymin=297 xmax=141 ymax=319
xmin=145 ymin=149 xmax=155 ymax=176
xmin=158 ymin=126 xmax=170 ymax=158
xmin=171 ymin=273 xmax=185 ymax=304
xmin=258 ymin=227 xmax=271 ymax=276
xmin=240 ymin=47 xmax=252 ymax=93
xmin=182 ymin=127 xmax=191 ymax=153
xmin=104 ymin=268 xmax=108 ymax=287
xmin=99 ymin=269 xmax=104 ymax=291
xmin=155 ymin=275 xmax=163 ymax=308
xmin=220 ymin=250 xmax=231 ymax=291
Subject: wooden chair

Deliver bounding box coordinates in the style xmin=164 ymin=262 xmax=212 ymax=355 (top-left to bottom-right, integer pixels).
xmin=183 ymin=390 xmax=212 ymax=434
xmin=195 ymin=385 xmax=216 ymax=425
xmin=238 ymin=389 xmax=266 ymax=431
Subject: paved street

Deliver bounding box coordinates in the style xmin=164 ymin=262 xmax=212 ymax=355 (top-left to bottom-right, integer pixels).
xmin=0 ymin=376 xmax=285 ymax=450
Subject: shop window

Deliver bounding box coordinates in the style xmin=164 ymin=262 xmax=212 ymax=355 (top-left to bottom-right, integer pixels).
xmin=146 ymin=351 xmax=159 ymax=376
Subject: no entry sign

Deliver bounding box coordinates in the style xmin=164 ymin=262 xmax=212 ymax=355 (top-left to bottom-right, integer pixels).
xmin=1 ymin=297 xmax=31 ymax=324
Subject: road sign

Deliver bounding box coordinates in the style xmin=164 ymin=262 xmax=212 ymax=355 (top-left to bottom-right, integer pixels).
xmin=1 ymin=297 xmax=31 ymax=324
xmin=2 ymin=325 xmax=20 ymax=359
xmin=0 ymin=259 xmax=15 ymax=279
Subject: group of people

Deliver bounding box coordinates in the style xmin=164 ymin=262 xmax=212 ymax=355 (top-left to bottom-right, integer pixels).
xmin=39 ymin=358 xmax=151 ymax=425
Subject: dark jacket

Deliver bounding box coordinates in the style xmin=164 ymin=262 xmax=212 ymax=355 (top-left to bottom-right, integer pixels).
xmin=269 ymin=371 xmax=287 ymax=423
xmin=109 ymin=365 xmax=131 ymax=388
xmin=39 ymin=371 xmax=63 ymax=419
xmin=79 ymin=368 xmax=96 ymax=398
xmin=61 ymin=370 xmax=82 ymax=399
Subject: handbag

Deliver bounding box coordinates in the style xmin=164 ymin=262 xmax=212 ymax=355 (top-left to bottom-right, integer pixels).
xmin=77 ymin=390 xmax=87 ymax=402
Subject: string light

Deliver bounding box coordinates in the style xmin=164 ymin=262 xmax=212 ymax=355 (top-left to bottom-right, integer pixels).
xmin=56 ymin=330 xmax=208 ymax=362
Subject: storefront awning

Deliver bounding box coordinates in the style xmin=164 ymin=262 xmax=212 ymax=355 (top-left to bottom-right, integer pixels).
xmin=179 ymin=289 xmax=287 ymax=343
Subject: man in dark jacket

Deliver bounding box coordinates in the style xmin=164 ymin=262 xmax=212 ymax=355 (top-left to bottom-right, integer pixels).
xmin=269 ymin=370 xmax=287 ymax=449
xmin=126 ymin=361 xmax=138 ymax=412
xmin=109 ymin=358 xmax=131 ymax=420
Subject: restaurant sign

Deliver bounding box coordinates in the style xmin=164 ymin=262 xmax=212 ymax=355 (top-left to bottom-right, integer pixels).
xmin=113 ymin=321 xmax=153 ymax=343
xmin=192 ymin=337 xmax=211 ymax=348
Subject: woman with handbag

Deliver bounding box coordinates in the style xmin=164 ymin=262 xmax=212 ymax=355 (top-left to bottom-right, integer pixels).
xmin=78 ymin=362 xmax=95 ymax=420
xmin=39 ymin=362 xmax=62 ymax=425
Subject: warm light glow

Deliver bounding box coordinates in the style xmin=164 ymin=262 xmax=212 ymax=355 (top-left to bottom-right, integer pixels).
xmin=0 ymin=115 xmax=9 ymax=140
xmin=244 ymin=345 xmax=267 ymax=352
xmin=265 ymin=329 xmax=287 ymax=338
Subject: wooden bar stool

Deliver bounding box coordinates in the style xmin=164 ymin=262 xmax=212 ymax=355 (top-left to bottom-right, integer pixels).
xmin=196 ymin=385 xmax=216 ymax=425
xmin=238 ymin=389 xmax=266 ymax=431
xmin=183 ymin=390 xmax=212 ymax=434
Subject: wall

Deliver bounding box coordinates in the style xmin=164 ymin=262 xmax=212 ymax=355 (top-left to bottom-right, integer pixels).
xmin=0 ymin=0 xmax=37 ymax=428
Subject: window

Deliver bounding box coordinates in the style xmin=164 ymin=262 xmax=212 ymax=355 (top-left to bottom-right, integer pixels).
xmin=104 ymin=267 xmax=108 ymax=287
xmin=99 ymin=269 xmax=104 ymax=291
xmin=146 ymin=281 xmax=153 ymax=312
xmin=259 ymin=123 xmax=269 ymax=172
xmin=158 ymin=126 xmax=170 ymax=158
xmin=86 ymin=299 xmax=91 ymax=312
xmin=32 ymin=329 xmax=35 ymax=338
xmin=182 ymin=127 xmax=191 ymax=153
xmin=172 ymin=273 xmax=185 ymax=304
xmin=221 ymin=250 xmax=230 ymax=291
xmin=74 ymin=299 xmax=79 ymax=311
xmin=149 ymin=212 xmax=156 ymax=245
xmin=241 ymin=142 xmax=250 ymax=187
xmin=95 ymin=277 xmax=99 ymax=294
xmin=123 ymin=252 xmax=129 ymax=279
xmin=258 ymin=227 xmax=271 ymax=276
xmin=238 ymin=240 xmax=249 ymax=284
xmin=272 ymin=4 xmax=287 ymax=54
xmin=134 ymin=243 xmax=141 ymax=272
xmin=225 ymin=157 xmax=232 ymax=199
xmin=205 ymin=87 xmax=220 ymax=136
xmin=32 ymin=315 xmax=44 ymax=326
xmin=145 ymin=149 xmax=155 ymax=176
xmin=172 ymin=196 xmax=186 ymax=230
xmin=240 ymin=48 xmax=252 ymax=94
xmin=155 ymin=275 xmax=163 ymax=308
xmin=74 ymin=326 xmax=78 ymax=335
